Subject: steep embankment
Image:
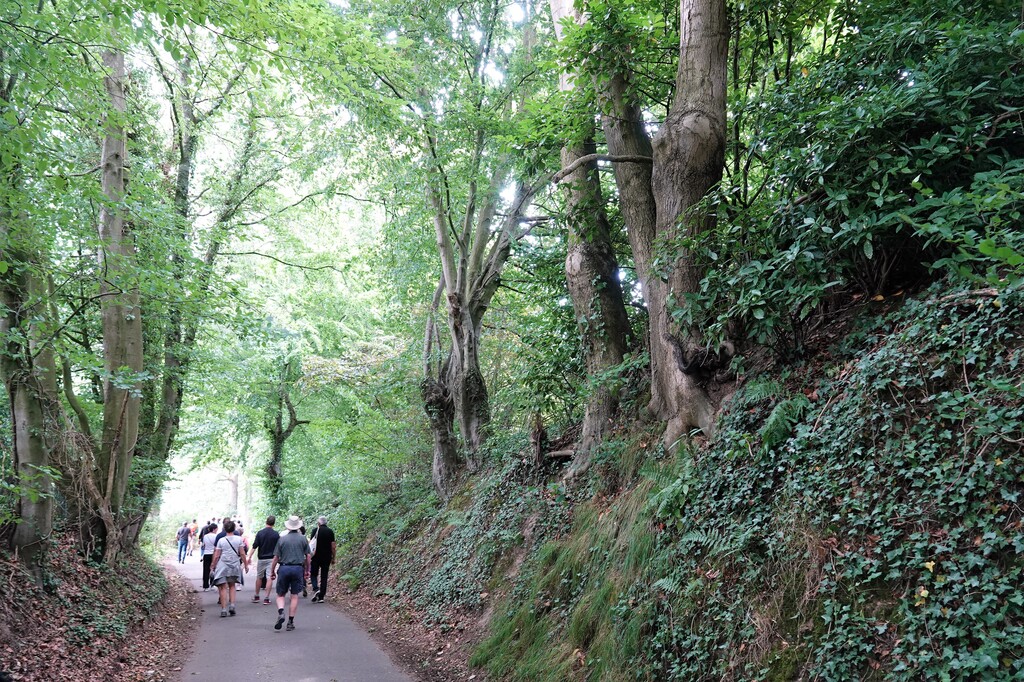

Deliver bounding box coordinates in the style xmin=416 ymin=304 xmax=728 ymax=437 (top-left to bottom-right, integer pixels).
xmin=339 ymin=282 xmax=1023 ymax=681
xmin=0 ymin=537 xmax=199 ymax=681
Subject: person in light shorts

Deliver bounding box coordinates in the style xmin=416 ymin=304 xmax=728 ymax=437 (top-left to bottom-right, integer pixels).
xmin=248 ymin=515 xmax=280 ymax=605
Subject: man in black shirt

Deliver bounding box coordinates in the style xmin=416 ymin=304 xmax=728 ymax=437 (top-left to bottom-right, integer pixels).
xmin=248 ymin=516 xmax=280 ymax=604
xmin=309 ymin=516 xmax=336 ymax=603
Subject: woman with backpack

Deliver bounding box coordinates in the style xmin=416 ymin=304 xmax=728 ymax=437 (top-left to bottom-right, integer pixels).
xmin=209 ymin=519 xmax=250 ymax=617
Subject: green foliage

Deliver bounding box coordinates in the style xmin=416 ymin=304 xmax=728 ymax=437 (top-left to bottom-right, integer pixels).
xmin=637 ymin=281 xmax=1024 ymax=680
xmin=471 ymin=450 xmax=669 ymax=681
xmin=678 ymin=0 xmax=1024 ymax=358
xmin=350 ymin=457 xmax=542 ymax=622
xmin=347 ymin=278 xmax=1023 ymax=682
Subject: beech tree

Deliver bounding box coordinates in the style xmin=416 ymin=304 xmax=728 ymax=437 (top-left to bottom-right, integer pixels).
xmin=648 ymin=0 xmax=729 ymax=448
xmin=548 ymin=0 xmax=632 ymax=473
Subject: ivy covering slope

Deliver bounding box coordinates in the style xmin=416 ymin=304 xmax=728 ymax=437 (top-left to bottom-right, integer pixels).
xmin=341 ymin=281 xmax=1023 ymax=681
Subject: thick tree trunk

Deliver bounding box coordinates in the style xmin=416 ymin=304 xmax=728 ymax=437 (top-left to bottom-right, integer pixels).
xmin=0 ymin=52 xmax=56 ymax=585
xmin=422 ymin=372 xmax=461 ymax=499
xmin=550 ymin=0 xmax=631 ymax=474
xmin=447 ymin=302 xmax=489 ymax=463
xmin=0 ymin=268 xmax=58 ymax=582
xmin=649 ymin=0 xmax=728 ymax=447
xmin=596 ymin=73 xmax=663 ymax=397
xmin=561 ymin=140 xmax=632 ymax=473
xmin=591 ymin=0 xmax=727 ymax=450
xmin=96 ymin=50 xmax=143 ymax=562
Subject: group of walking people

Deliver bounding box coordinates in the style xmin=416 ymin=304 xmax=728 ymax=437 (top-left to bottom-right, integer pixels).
xmin=181 ymin=514 xmax=336 ymax=631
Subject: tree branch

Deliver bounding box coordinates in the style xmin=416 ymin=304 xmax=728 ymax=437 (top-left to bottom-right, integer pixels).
xmin=218 ymin=251 xmax=346 ymax=273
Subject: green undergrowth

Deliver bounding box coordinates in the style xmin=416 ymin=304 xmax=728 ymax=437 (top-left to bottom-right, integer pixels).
xmin=343 ymin=280 xmax=1023 ymax=681
xmin=343 ymin=433 xmax=562 ymax=623
xmin=477 ymin=281 xmax=1023 ymax=681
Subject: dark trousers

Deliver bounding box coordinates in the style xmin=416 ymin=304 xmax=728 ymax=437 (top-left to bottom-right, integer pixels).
xmin=202 ymin=554 xmax=213 ymax=589
xmin=311 ymin=558 xmax=330 ymax=598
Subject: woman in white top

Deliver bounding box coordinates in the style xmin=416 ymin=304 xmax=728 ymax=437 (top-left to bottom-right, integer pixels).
xmin=201 ymin=523 xmax=219 ymax=591
xmin=210 ymin=520 xmax=250 ymax=617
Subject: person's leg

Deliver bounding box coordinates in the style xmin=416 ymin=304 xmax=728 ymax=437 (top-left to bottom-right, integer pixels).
xmin=202 ymin=554 xmax=212 ymax=590
xmin=228 ymin=581 xmax=236 ymax=614
xmin=286 ymin=592 xmax=299 ymax=630
xmin=317 ymin=560 xmax=330 ymax=600
xmin=177 ymin=540 xmax=186 ymax=563
xmin=275 ymin=568 xmax=293 ymax=630
xmin=309 ymin=559 xmax=319 ymax=595
xmin=264 ymin=568 xmax=274 ymax=601
xmin=218 ymin=583 xmax=228 ymax=615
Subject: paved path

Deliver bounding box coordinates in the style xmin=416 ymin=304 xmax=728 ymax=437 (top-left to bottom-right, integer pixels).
xmin=170 ymin=554 xmax=413 ymax=682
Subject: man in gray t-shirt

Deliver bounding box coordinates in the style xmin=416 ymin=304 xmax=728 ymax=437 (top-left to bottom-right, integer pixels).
xmin=270 ymin=515 xmax=311 ymax=632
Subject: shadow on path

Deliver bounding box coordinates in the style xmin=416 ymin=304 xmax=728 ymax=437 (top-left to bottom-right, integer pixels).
xmin=170 ymin=554 xmax=413 ymax=681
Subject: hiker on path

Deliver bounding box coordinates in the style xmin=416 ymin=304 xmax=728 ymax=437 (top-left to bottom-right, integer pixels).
xmin=270 ymin=515 xmax=311 ymax=632
xmin=248 ymin=515 xmax=280 ymax=604
xmin=176 ymin=522 xmax=190 ymax=563
xmin=188 ymin=519 xmax=199 ymax=556
xmin=309 ymin=516 xmax=337 ymax=603
xmin=215 ymin=517 xmax=250 ymax=587
xmin=201 ymin=522 xmax=219 ymax=590
xmin=210 ymin=519 xmax=250 ymax=618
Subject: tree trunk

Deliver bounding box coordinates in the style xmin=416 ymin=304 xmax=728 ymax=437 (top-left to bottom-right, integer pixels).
xmin=266 ymin=432 xmax=285 ymax=507
xmin=649 ymin=0 xmax=728 ymax=447
xmin=447 ymin=300 xmax=489 ymax=463
xmin=0 ymin=261 xmax=58 ymax=582
xmin=264 ymin=364 xmax=308 ymax=508
xmin=0 ymin=31 xmax=56 ymax=585
xmin=96 ymin=49 xmax=143 ymax=562
xmin=225 ymin=472 xmax=239 ymax=514
xmin=550 ymin=0 xmax=632 ymax=473
xmin=596 ymin=70 xmax=667 ymax=412
xmin=422 ymin=372 xmax=461 ymax=499
xmin=561 ymin=140 xmax=632 ymax=473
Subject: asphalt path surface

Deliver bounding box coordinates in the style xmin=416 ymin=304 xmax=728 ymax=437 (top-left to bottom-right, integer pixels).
xmin=171 ymin=552 xmax=413 ymax=682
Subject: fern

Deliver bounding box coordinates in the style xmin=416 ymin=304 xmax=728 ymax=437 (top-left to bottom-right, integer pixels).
xmin=652 ymin=575 xmax=681 ymax=595
xmin=677 ymin=527 xmax=751 ymax=559
xmin=759 ymin=394 xmax=811 ymax=450
xmin=737 ymin=377 xmax=785 ymax=407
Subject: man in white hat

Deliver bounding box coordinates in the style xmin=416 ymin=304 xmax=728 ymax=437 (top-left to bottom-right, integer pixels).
xmin=269 ymin=515 xmax=311 ymax=631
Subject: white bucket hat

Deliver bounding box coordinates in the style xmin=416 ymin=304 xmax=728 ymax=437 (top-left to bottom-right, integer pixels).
xmin=284 ymin=515 xmax=302 ymax=531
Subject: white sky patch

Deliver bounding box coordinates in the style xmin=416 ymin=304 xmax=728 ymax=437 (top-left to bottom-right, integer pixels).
xmin=484 ymin=60 xmax=505 ymax=84
xmin=386 ymin=30 xmax=398 ymax=44
xmin=500 ymin=182 xmax=518 ymax=204
xmin=506 ymin=3 xmax=525 ymax=23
